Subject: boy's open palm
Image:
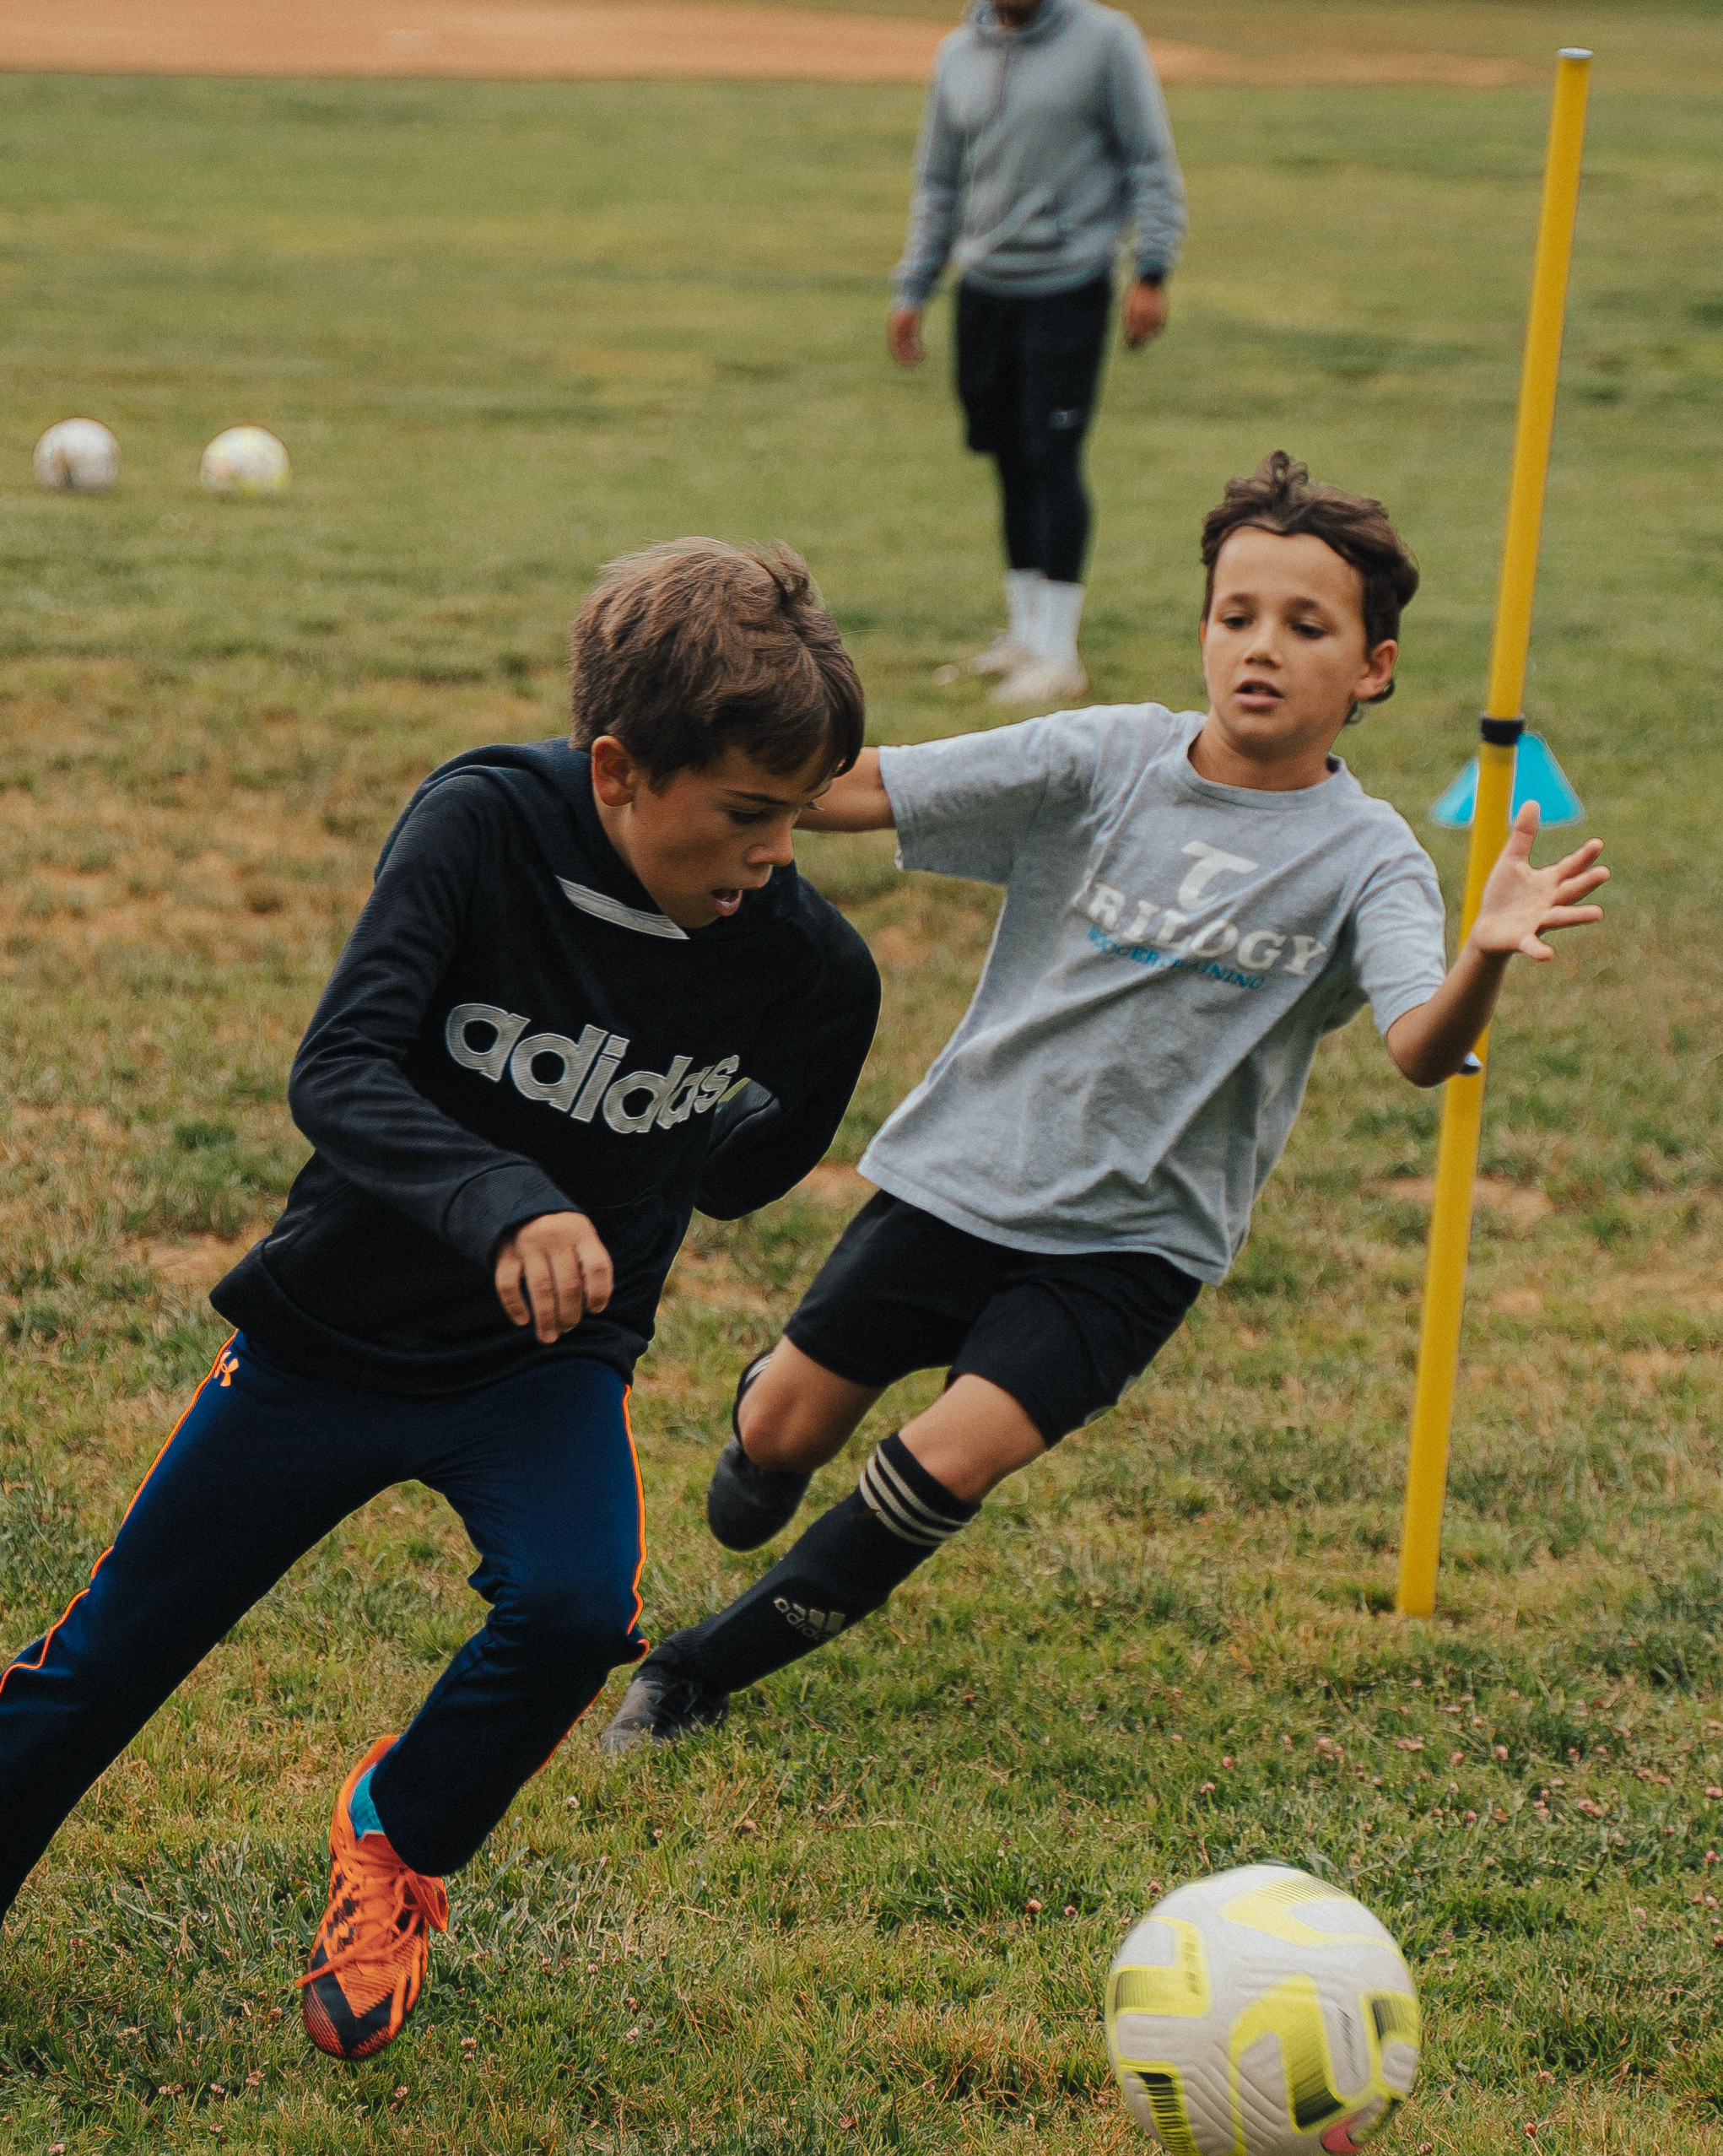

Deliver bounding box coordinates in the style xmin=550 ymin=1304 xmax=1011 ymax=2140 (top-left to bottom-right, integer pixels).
xmin=494 ymin=1212 xmax=613 ymax=1343
xmin=1471 ymin=802 xmax=1608 ymax=963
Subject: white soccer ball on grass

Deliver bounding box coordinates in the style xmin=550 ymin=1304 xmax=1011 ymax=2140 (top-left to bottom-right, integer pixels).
xmin=1105 ymin=1863 xmax=1420 ymax=2155
xmin=33 ymin=418 xmax=121 ymax=493
xmin=200 ymin=425 xmax=291 ymax=499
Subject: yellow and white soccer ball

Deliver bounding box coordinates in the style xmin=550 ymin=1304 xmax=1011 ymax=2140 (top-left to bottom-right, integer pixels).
xmin=200 ymin=425 xmax=290 ymax=499
xmin=1105 ymin=1864 xmax=1420 ymax=2155
xmin=33 ymin=418 xmax=121 ymax=493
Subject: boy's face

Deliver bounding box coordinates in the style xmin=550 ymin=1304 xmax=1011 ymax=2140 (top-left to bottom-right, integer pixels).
xmin=590 ymin=737 xmax=834 ymax=930
xmin=1196 ymin=528 xmax=1396 ymax=787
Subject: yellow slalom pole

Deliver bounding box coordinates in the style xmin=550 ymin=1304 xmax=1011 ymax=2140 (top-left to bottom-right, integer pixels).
xmin=1396 ymin=49 xmax=1592 ymax=1618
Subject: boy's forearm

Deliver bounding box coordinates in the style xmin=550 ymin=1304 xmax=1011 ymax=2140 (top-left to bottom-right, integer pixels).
xmin=1385 ymin=935 xmax=1512 ymax=1088
xmin=289 ymin=1024 xmax=575 ymax=1268
xmin=799 ymin=748 xmax=894 ymax=832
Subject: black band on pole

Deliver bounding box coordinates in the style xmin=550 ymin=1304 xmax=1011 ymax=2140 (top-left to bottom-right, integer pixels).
xmin=1478 ymin=715 xmax=1526 ymax=746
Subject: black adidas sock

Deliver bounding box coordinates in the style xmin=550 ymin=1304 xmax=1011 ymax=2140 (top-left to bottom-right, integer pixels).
xmin=672 ymin=1432 xmax=978 ymax=1694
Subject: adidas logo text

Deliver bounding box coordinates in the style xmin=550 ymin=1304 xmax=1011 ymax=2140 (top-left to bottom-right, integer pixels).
xmin=446 ymin=1002 xmax=739 ymax=1135
xmin=773 ymin=1597 xmax=846 ymax=1643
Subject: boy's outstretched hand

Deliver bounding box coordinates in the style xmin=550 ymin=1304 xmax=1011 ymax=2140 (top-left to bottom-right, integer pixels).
xmin=1385 ymin=802 xmax=1608 ymax=1087
xmin=1470 ymin=800 xmax=1608 ymax=961
xmin=494 ymin=1211 xmax=613 ymax=1343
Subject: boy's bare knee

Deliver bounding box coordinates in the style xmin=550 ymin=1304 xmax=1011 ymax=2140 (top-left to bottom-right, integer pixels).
xmin=900 ymin=1375 xmax=1047 ymax=1502
xmin=738 ymin=1391 xmax=845 ymax=1472
xmin=740 ymin=1419 xmax=822 ymax=1472
xmin=737 ymin=1340 xmax=877 ymax=1472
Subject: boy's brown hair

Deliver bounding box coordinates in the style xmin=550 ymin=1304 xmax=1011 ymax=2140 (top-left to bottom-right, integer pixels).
xmin=1199 ymin=451 xmax=1420 ymax=706
xmin=570 ymin=538 xmax=865 ymax=783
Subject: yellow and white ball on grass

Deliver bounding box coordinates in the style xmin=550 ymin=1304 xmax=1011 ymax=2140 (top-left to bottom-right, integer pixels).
xmin=33 ymin=418 xmax=121 ymax=493
xmin=1105 ymin=1864 xmax=1420 ymax=2155
xmin=200 ymin=426 xmax=291 ymax=499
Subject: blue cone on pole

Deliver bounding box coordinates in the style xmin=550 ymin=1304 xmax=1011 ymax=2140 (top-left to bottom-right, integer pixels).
xmin=1429 ymin=731 xmax=1583 ymax=829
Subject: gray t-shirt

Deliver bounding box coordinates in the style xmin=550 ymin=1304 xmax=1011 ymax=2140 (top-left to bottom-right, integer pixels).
xmin=861 ymin=704 xmax=1448 ymax=1282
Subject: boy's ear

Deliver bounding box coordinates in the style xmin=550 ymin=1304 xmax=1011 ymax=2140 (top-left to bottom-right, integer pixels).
xmin=1356 ymin=637 xmax=1398 ymax=705
xmin=589 ymin=734 xmax=643 ymax=808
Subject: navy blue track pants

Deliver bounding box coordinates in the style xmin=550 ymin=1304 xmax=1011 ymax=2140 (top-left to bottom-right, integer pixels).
xmin=0 ymin=1334 xmax=647 ymax=1916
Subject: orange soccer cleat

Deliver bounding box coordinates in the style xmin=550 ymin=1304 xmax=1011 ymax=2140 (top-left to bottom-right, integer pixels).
xmin=297 ymin=1736 xmax=449 ymax=2061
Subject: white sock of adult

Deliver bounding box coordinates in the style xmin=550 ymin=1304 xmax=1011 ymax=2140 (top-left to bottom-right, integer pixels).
xmin=1038 ymin=581 xmax=1085 ymax=667
xmin=1004 ymin=568 xmax=1045 ymax=651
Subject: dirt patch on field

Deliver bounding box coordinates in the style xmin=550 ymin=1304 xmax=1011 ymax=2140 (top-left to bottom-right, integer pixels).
xmin=1202 ymin=47 xmax=1532 ymax=89
xmin=132 ymin=1230 xmax=267 ymax=1295
xmin=795 ymin=1159 xmax=873 ymax=1208
xmin=0 ymin=1 xmax=1537 ymax=88
xmin=1587 ymin=1267 xmax=1723 ymax=1321
xmin=1380 ymin=1176 xmax=1554 ymax=1228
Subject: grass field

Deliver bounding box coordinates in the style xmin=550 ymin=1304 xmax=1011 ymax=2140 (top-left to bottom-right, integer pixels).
xmin=2 ymin=4 xmax=1722 ymax=2149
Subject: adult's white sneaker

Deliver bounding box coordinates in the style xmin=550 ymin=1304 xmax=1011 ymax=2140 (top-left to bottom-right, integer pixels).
xmin=990 ymin=656 xmax=1090 ymax=709
xmin=964 ymin=630 xmax=1037 ymax=677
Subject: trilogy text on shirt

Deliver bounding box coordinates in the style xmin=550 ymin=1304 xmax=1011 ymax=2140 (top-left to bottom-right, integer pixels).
xmin=1078 ymin=840 xmax=1330 ymax=979
xmin=446 ymin=1003 xmax=739 ymax=1136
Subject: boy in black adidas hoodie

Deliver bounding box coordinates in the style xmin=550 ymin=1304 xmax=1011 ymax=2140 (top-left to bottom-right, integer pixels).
xmin=0 ymin=539 xmax=878 ymax=2061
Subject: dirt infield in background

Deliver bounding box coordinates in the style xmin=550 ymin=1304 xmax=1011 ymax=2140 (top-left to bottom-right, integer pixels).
xmin=0 ymin=0 xmax=1537 ymax=87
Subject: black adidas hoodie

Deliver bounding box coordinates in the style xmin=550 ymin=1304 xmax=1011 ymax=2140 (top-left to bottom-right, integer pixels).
xmin=212 ymin=739 xmax=880 ymax=1395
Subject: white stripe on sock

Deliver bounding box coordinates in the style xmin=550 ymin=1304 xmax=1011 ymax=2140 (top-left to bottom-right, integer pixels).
xmin=869 ymin=1448 xmax=962 ymax=1535
xmin=858 ymin=1456 xmax=946 ymax=1545
xmin=859 ymin=1449 xmax=967 ymax=1547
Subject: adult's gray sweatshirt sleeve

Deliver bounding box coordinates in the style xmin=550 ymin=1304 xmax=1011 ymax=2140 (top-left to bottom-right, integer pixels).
xmin=893 ymin=58 xmax=963 ymax=308
xmin=1107 ymin=17 xmax=1186 ymax=280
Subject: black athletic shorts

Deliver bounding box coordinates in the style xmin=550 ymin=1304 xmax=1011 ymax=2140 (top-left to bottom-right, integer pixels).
xmin=783 ymin=1191 xmax=1201 ymax=1447
xmin=954 ymin=272 xmax=1113 ymax=461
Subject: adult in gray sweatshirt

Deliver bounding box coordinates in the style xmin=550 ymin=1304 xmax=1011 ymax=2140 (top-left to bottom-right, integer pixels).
xmin=889 ymin=0 xmax=1186 ymax=708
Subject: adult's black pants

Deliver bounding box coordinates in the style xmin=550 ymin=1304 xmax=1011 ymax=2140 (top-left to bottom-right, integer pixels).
xmin=954 ymin=273 xmax=1112 ymax=586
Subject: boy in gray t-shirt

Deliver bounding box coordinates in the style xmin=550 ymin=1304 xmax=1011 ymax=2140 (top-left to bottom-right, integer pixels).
xmin=603 ymin=451 xmax=1608 ymax=1753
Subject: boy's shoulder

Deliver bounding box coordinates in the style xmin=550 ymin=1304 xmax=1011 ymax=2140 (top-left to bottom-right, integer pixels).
xmin=1326 ymin=759 xmax=1439 ymax=864
xmin=1048 ymin=700 xmax=1202 ymax=792
xmin=1076 ymin=699 xmax=1197 ymax=741
xmin=1037 ymin=700 xmax=1206 ymax=794
xmin=882 ymin=703 xmax=1191 ymax=836
xmin=782 ymin=865 xmax=879 ymax=990
xmin=893 ymin=700 xmax=1194 ymax=771
xmin=375 ymin=738 xmax=590 ymax=880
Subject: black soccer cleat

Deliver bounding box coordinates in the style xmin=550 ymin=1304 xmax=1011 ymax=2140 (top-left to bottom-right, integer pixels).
xmin=706 ymin=1436 xmax=812 ymax=1552
xmin=705 ymin=1354 xmax=810 ymax=1551
xmin=599 ymin=1649 xmax=730 ymax=1756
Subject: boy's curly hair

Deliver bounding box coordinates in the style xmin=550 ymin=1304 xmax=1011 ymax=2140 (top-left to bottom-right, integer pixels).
xmin=1199 ymin=451 xmax=1420 ymax=706
xmin=570 ymin=538 xmax=864 ymax=783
